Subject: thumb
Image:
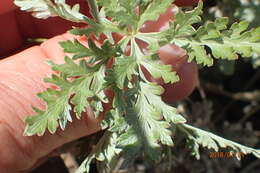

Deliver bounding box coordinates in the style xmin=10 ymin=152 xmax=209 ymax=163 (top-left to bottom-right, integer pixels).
xmin=0 ymin=33 xmax=102 ymax=172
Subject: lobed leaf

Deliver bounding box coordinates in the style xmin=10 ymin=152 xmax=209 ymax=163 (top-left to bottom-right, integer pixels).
xmin=15 ymin=1 xmax=260 ymax=172
xmin=15 ymin=0 xmax=86 ymax=22
xmin=76 ymin=131 xmax=122 ymax=173
xmin=180 ymin=124 xmax=260 ymax=160
xmin=98 ymin=0 xmax=139 ymax=29
xmin=137 ymin=0 xmax=174 ymax=29
xmin=141 ymin=59 xmax=179 ymax=84
xmin=169 ymin=2 xmax=260 ymax=66
xmin=59 ymin=40 xmax=94 ymax=60
xmin=48 ymin=57 xmax=92 ymax=77
xmin=113 ymin=56 xmax=138 ymax=89
xmin=24 ymin=57 xmax=106 ymax=136
xmin=140 ymin=82 xmax=186 ymax=124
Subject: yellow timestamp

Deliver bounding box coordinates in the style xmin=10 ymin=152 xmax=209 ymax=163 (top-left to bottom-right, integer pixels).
xmin=209 ymin=152 xmax=245 ymax=159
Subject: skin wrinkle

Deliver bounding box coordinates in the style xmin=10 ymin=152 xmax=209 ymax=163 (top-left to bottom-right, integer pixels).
xmin=0 ymin=85 xmax=44 ymax=166
xmin=0 ymin=83 xmax=31 ymax=124
xmin=0 ymin=80 xmax=33 ymax=117
xmin=25 ymin=60 xmax=53 ymax=90
xmin=0 ymin=121 xmax=33 ymax=171
xmin=0 ymin=98 xmax=25 ymax=136
xmin=0 ymin=100 xmax=23 ymax=135
xmin=0 ymin=83 xmax=50 ymax=163
xmin=1 ymin=47 xmax=53 ymax=92
xmin=0 ymin=47 xmax=55 ymax=163
xmin=0 ymin=46 xmax=64 ymax=171
xmin=0 ymin=72 xmax=47 ymax=112
xmin=0 ymin=47 xmax=55 ymax=121
xmin=0 ymin=42 xmax=102 ymax=172
xmin=1 ymin=70 xmax=45 ymax=92
xmin=11 ymin=69 xmax=48 ymax=96
xmin=0 ymin=123 xmax=31 ymax=172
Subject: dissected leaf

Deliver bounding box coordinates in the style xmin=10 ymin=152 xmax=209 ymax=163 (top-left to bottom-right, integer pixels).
xmin=113 ymin=56 xmax=138 ymax=89
xmin=141 ymin=59 xmax=179 ymax=84
xmin=169 ymin=2 xmax=260 ymax=66
xmin=137 ymin=0 xmax=174 ymax=29
xmin=76 ymin=131 xmax=122 ymax=173
xmin=180 ymin=124 xmax=260 ymax=160
xmin=59 ymin=40 xmax=94 ymax=59
xmin=14 ymin=1 xmax=260 ymax=172
xmin=98 ymin=0 xmax=139 ymax=29
xmin=15 ymin=0 xmax=86 ymax=22
xmin=140 ymin=82 xmax=186 ymax=124
xmin=24 ymin=57 xmax=106 ymax=135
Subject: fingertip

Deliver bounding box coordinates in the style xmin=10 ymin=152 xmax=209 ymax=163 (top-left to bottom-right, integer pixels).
xmin=0 ymin=11 xmax=23 ymax=57
xmin=162 ymin=62 xmax=199 ymax=102
xmin=32 ymin=0 xmax=90 ymax=38
xmin=0 ymin=0 xmax=16 ymax=15
xmin=15 ymin=9 xmax=38 ymax=39
xmin=33 ymin=17 xmax=77 ymax=38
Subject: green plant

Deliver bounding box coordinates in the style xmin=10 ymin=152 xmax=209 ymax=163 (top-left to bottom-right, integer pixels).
xmin=14 ymin=0 xmax=260 ymax=172
xmin=203 ymin=0 xmax=260 ymax=72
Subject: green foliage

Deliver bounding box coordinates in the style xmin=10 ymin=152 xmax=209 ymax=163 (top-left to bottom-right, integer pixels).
xmin=179 ymin=124 xmax=260 ymax=160
xmin=98 ymin=0 xmax=175 ymax=31
xmin=166 ymin=1 xmax=203 ymax=38
xmin=204 ymin=0 xmax=260 ymax=70
xmin=137 ymin=0 xmax=174 ymax=29
xmin=113 ymin=56 xmax=138 ymax=89
xmin=98 ymin=0 xmax=140 ymax=28
xmin=15 ymin=0 xmax=260 ymax=172
xmin=70 ymin=13 xmax=122 ymax=40
xmin=59 ymin=40 xmax=94 ymax=60
xmin=76 ymin=131 xmax=121 ymax=173
xmin=25 ymin=54 xmax=108 ymax=136
xmin=165 ymin=2 xmax=260 ymax=66
xmin=141 ymin=59 xmax=179 ymax=83
xmin=14 ymin=0 xmax=86 ymax=22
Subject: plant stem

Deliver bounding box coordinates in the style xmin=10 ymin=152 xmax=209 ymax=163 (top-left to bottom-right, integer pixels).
xmin=87 ymin=0 xmax=100 ymax=23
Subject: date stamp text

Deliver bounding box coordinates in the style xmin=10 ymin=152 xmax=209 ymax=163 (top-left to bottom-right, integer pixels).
xmin=209 ymin=152 xmax=245 ymax=159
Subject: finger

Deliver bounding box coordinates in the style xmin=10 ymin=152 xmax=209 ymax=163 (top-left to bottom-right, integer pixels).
xmin=0 ymin=10 xmax=23 ymax=57
xmin=30 ymin=0 xmax=90 ymax=38
xmin=0 ymin=0 xmax=16 ymax=14
xmin=0 ymin=0 xmax=89 ymax=57
xmin=162 ymin=61 xmax=199 ymax=102
xmin=0 ymin=33 xmax=101 ymax=172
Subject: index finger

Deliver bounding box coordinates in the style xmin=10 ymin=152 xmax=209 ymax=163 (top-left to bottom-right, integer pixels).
xmin=0 ymin=0 xmax=89 ymax=58
xmin=0 ymin=0 xmax=17 ymax=15
xmin=0 ymin=0 xmax=22 ymax=57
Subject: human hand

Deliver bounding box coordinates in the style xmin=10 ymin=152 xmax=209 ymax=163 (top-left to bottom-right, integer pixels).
xmin=0 ymin=0 xmax=199 ymax=172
